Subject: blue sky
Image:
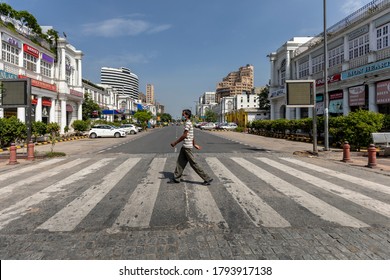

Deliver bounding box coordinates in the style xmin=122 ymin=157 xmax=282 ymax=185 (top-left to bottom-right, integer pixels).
xmin=5 ymin=0 xmax=373 ymax=118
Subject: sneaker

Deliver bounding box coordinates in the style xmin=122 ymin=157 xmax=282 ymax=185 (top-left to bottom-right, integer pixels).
xmin=202 ymin=178 xmax=213 ymax=186
xmin=168 ymin=178 xmax=180 ymax=184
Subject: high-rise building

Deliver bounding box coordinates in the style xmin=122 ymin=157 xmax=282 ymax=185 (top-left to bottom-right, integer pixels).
xmin=146 ymin=84 xmax=154 ymax=104
xmin=216 ymin=64 xmax=254 ymax=102
xmin=100 ymin=67 xmax=139 ymax=99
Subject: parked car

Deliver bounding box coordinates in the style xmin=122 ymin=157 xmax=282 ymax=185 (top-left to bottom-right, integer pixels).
xmin=220 ymin=122 xmax=238 ymax=130
xmin=200 ymin=122 xmax=217 ymax=130
xmin=89 ymin=125 xmax=127 ymax=138
xmin=120 ymin=124 xmax=138 ymax=135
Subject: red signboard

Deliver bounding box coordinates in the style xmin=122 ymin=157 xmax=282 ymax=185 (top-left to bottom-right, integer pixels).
xmin=316 ymin=73 xmax=341 ymax=87
xmin=18 ymin=75 xmax=57 ymax=92
xmin=23 ymin=44 xmax=39 ymax=58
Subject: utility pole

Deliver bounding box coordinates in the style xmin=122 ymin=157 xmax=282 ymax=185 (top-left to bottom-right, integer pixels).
xmin=323 ymin=0 xmax=330 ymax=150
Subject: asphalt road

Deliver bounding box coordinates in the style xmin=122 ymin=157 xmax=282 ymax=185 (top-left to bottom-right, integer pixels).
xmin=101 ymin=125 xmax=268 ymax=154
xmin=1 ymin=126 xmax=390 ymax=260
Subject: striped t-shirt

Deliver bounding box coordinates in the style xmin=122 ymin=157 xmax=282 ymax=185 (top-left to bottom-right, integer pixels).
xmin=183 ymin=120 xmax=194 ymax=148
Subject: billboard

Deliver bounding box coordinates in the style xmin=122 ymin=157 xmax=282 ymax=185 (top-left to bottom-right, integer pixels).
xmin=286 ymin=80 xmax=315 ymax=107
xmin=0 ymin=79 xmax=30 ymax=106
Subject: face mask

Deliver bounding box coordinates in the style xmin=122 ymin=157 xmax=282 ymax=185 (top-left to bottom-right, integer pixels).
xmin=181 ymin=116 xmax=186 ymax=121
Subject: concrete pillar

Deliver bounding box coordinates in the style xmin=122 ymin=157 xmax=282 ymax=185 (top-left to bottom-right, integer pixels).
xmin=77 ymin=102 xmax=82 ymax=120
xmin=368 ymin=83 xmax=378 ymax=113
xmin=343 ymin=88 xmax=350 ymax=116
xmin=50 ymin=99 xmax=56 ymax=123
xmin=61 ymin=99 xmax=67 ymax=134
xmin=17 ymin=107 xmax=26 ymax=122
xmin=35 ymin=96 xmax=42 ymax=122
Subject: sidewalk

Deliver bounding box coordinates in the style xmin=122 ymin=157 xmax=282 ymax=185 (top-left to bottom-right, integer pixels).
xmin=209 ymin=131 xmax=390 ymax=175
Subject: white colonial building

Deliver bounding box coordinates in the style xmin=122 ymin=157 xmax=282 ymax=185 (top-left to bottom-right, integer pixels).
xmin=0 ymin=19 xmax=83 ymax=134
xmin=268 ymin=0 xmax=390 ymax=120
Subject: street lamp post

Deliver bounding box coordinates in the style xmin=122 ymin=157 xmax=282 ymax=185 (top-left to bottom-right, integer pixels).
xmin=323 ymin=0 xmax=330 ymax=150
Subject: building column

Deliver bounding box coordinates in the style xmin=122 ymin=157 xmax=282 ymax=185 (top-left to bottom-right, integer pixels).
xmin=77 ymin=102 xmax=82 ymax=120
xmin=343 ymin=88 xmax=350 ymax=116
xmin=50 ymin=99 xmax=56 ymax=123
xmin=286 ymin=50 xmax=291 ymax=80
xmin=17 ymin=107 xmax=26 ymax=122
xmin=270 ymin=100 xmax=275 ymax=120
xmin=296 ymin=108 xmax=301 ymax=120
xmin=286 ymin=107 xmax=292 ymax=120
xmin=368 ymin=82 xmax=378 ymax=113
xmin=60 ymin=99 xmax=67 ymax=134
xmin=35 ymin=96 xmax=42 ymax=122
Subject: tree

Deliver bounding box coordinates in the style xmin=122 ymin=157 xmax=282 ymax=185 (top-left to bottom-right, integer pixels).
xmin=71 ymin=120 xmax=89 ymax=135
xmin=47 ymin=122 xmax=60 ymax=153
xmin=258 ymin=86 xmax=270 ymax=111
xmin=159 ymin=113 xmax=172 ymax=123
xmin=32 ymin=121 xmax=47 ymax=141
xmin=134 ymin=110 xmax=153 ymax=130
xmin=0 ymin=116 xmax=27 ymax=147
xmin=204 ymin=109 xmax=217 ymax=122
xmin=82 ymin=93 xmax=101 ymax=120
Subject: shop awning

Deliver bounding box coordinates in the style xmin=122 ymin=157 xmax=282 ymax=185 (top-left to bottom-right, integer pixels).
xmin=102 ymin=109 xmax=120 ymax=114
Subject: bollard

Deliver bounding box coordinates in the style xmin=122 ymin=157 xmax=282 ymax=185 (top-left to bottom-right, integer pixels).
xmin=367 ymin=144 xmax=377 ymax=168
xmin=8 ymin=143 xmax=18 ymax=165
xmin=27 ymin=141 xmax=35 ymax=161
xmin=342 ymin=141 xmax=351 ymax=162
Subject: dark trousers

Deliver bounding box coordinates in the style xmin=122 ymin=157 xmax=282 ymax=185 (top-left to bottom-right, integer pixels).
xmin=174 ymin=147 xmax=211 ymax=181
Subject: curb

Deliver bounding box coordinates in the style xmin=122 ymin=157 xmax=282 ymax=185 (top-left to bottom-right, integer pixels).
xmin=0 ymin=136 xmax=88 ymax=153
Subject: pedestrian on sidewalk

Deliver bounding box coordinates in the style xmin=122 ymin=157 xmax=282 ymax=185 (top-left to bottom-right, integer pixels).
xmin=169 ymin=109 xmax=213 ymax=185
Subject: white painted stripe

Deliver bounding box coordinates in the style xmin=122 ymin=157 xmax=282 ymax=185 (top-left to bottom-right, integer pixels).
xmin=37 ymin=157 xmax=141 ymax=232
xmin=233 ymin=158 xmax=368 ymax=227
xmin=0 ymin=158 xmax=65 ymax=182
xmin=0 ymin=158 xmax=114 ymax=230
xmin=0 ymin=158 xmax=89 ymax=199
xmin=185 ymin=168 xmax=228 ymax=228
xmin=206 ymin=157 xmax=291 ymax=227
xmin=281 ymin=157 xmax=390 ymax=195
xmin=257 ymin=157 xmax=390 ymax=220
xmin=112 ymin=158 xmax=166 ymax=229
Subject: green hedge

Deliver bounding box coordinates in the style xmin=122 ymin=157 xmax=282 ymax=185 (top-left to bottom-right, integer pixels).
xmin=248 ymin=110 xmax=385 ymax=150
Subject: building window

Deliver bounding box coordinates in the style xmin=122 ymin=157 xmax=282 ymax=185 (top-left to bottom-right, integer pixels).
xmin=65 ymin=57 xmax=73 ymax=84
xmin=312 ymin=54 xmax=324 ymax=74
xmin=23 ymin=52 xmax=37 ymax=72
xmin=298 ymin=60 xmax=309 ymax=78
xmin=2 ymin=43 xmax=19 ymax=65
xmin=41 ymin=60 xmax=52 ymax=78
xmin=377 ymin=24 xmax=389 ymax=50
xmin=328 ymin=45 xmax=344 ymax=67
xmin=349 ymin=34 xmax=369 ymax=59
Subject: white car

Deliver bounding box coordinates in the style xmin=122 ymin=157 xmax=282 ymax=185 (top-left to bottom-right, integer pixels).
xmin=220 ymin=122 xmax=238 ymax=130
xmin=89 ymin=125 xmax=127 ymax=138
xmin=120 ymin=124 xmax=138 ymax=135
xmin=200 ymin=122 xmax=217 ymax=130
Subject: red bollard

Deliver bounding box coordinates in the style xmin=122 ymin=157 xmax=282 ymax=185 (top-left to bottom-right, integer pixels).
xmin=367 ymin=144 xmax=377 ymax=168
xmin=8 ymin=143 xmax=18 ymax=165
xmin=27 ymin=141 xmax=35 ymax=161
xmin=342 ymin=141 xmax=351 ymax=162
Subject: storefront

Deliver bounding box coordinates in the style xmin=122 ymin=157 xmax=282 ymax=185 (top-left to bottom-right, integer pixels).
xmin=348 ymin=85 xmax=368 ymax=112
xmin=328 ymin=91 xmax=344 ymax=116
xmin=376 ymin=80 xmax=390 ymax=114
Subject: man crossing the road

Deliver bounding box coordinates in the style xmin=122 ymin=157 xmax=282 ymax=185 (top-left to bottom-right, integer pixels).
xmin=169 ymin=109 xmax=213 ymax=185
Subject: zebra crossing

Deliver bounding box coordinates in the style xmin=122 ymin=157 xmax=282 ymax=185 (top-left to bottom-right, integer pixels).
xmin=0 ymin=154 xmax=389 ymax=233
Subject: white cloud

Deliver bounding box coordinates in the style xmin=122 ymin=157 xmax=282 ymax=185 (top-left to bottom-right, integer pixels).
xmin=82 ymin=16 xmax=171 ymax=37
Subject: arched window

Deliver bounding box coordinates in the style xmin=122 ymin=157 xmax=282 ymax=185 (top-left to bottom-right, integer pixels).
xmin=65 ymin=56 xmax=73 ymax=84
